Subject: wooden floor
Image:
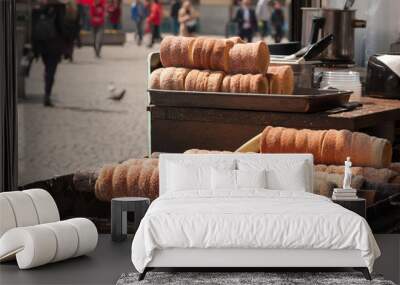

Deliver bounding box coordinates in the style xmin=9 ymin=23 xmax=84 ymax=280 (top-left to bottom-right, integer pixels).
xmin=0 ymin=235 xmax=133 ymax=285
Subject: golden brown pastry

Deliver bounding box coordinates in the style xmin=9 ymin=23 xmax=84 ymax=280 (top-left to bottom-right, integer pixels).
xmin=201 ymin=38 xmax=216 ymax=69
xmin=228 ymin=36 xmax=245 ymax=44
xmin=229 ymin=74 xmax=242 ymax=93
xmin=112 ymin=164 xmax=129 ymax=197
xmin=160 ymin=36 xmax=194 ymax=67
xmin=210 ymin=39 xmax=234 ymax=72
xmin=95 ymin=164 xmax=117 ymax=201
xmin=315 ymin=164 xmax=397 ymax=184
xmin=159 ymin=36 xmax=174 ymax=67
xmin=148 ymin=68 xmax=164 ymax=89
xmin=267 ymin=65 xmax=294 ymax=95
xmin=260 ymin=126 xmax=392 ymax=168
xmin=191 ymin=37 xmax=206 ymax=68
xmin=199 ymin=70 xmax=211 ymax=91
xmin=206 ymin=71 xmax=224 ymax=92
xmin=159 ymin=67 xmax=190 ymax=90
xmin=239 ymin=74 xmax=252 ymax=93
xmin=184 ymin=69 xmax=201 ymax=91
xmin=266 ymin=73 xmax=280 ymax=94
xmin=249 ymin=74 xmax=268 ymax=93
xmin=126 ymin=163 xmax=143 ymax=197
xmin=159 ymin=67 xmax=176 ymax=90
xmin=228 ymin=41 xmax=270 ymax=74
xmin=221 ymin=75 xmax=231 ymax=92
xmin=171 ymin=67 xmax=190 ymax=90
xmin=180 ymin=36 xmax=196 ymax=67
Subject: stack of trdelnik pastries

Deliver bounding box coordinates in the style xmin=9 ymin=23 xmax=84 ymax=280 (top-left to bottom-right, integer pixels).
xmin=149 ymin=36 xmax=294 ymax=95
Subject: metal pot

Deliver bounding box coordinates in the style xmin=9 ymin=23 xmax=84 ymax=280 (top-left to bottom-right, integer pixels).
xmin=301 ymin=8 xmax=366 ymax=61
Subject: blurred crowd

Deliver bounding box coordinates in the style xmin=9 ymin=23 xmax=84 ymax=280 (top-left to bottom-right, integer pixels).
xmin=236 ymin=0 xmax=285 ymax=43
xmin=31 ymin=0 xmax=125 ymax=106
xmin=29 ymin=0 xmax=285 ymax=107
xmin=130 ymin=0 xmax=285 ymax=44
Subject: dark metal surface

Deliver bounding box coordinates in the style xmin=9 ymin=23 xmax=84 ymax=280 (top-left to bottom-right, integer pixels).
xmin=0 ymin=0 xmax=18 ymax=192
xmin=301 ymin=8 xmax=366 ymax=61
xmin=149 ymin=88 xmax=351 ymax=113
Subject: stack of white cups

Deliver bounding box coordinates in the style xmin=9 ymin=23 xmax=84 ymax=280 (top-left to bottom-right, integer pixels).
xmin=320 ymin=71 xmax=362 ymax=101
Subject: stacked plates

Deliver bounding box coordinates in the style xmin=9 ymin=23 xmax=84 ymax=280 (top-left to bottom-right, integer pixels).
xmin=320 ymin=71 xmax=362 ymax=101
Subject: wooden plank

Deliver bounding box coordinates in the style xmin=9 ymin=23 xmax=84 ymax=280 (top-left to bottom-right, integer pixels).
xmin=148 ymin=106 xmax=355 ymax=130
xmin=150 ymin=120 xmax=264 ymax=153
xmin=148 ymin=96 xmax=400 ymax=153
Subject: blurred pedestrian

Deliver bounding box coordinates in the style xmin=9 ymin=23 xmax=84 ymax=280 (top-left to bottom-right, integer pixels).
xmin=178 ymin=0 xmax=198 ymax=37
xmin=256 ymin=0 xmax=270 ymax=40
xmin=131 ymin=0 xmax=146 ymax=45
xmin=170 ymin=0 xmax=181 ymax=35
xmin=63 ymin=0 xmax=80 ymax=61
xmin=32 ymin=0 xmax=66 ymax=107
xmin=90 ymin=0 xmax=105 ymax=57
xmin=146 ymin=0 xmax=162 ymax=48
xmin=271 ymin=1 xmax=284 ymax=43
xmin=77 ymin=0 xmax=91 ymax=30
xmin=107 ymin=0 xmax=121 ymax=30
xmin=234 ymin=0 xmax=257 ymax=42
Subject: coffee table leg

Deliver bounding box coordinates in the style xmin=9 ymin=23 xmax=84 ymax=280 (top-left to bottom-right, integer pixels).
xmin=111 ymin=202 xmax=124 ymax=242
xmin=121 ymin=210 xmax=127 ymax=239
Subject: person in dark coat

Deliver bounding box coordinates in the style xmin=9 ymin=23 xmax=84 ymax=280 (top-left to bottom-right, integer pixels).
xmin=170 ymin=0 xmax=181 ymax=35
xmin=234 ymin=0 xmax=258 ymax=43
xmin=32 ymin=0 xmax=66 ymax=107
xmin=271 ymin=1 xmax=284 ymax=43
xmin=63 ymin=0 xmax=80 ymax=62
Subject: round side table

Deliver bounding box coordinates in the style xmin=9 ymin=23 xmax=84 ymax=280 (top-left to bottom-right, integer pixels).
xmin=111 ymin=197 xmax=150 ymax=242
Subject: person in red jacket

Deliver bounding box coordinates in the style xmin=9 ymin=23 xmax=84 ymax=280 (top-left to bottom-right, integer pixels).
xmin=146 ymin=0 xmax=162 ymax=48
xmin=107 ymin=0 xmax=121 ymax=30
xmin=90 ymin=0 xmax=105 ymax=57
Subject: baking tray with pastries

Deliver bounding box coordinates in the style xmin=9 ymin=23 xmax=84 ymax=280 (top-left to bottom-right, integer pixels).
xmin=147 ymin=36 xmax=351 ymax=113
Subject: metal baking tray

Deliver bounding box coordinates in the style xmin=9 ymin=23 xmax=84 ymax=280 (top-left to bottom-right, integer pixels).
xmin=147 ymin=52 xmax=351 ymax=113
xmin=148 ymin=88 xmax=352 ymax=113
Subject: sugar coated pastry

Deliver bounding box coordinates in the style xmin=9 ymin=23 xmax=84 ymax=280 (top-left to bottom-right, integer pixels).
xmin=148 ymin=68 xmax=164 ymax=89
xmin=260 ymin=126 xmax=392 ymax=168
xmin=228 ymin=41 xmax=270 ymax=74
xmin=267 ymin=65 xmax=294 ymax=95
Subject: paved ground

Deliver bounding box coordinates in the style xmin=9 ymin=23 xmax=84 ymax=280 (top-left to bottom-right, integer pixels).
xmin=18 ymin=34 xmax=157 ymax=185
xmin=18 ymin=34 xmax=281 ymax=185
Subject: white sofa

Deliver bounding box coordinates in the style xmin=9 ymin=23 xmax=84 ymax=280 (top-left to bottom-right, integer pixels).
xmin=0 ymin=189 xmax=98 ymax=269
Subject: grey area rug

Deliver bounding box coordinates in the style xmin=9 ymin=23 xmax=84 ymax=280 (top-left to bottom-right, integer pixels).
xmin=116 ymin=272 xmax=396 ymax=285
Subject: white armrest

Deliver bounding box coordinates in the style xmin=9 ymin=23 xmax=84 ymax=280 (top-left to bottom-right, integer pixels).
xmin=0 ymin=218 xmax=98 ymax=269
xmin=0 ymin=189 xmax=60 ymax=238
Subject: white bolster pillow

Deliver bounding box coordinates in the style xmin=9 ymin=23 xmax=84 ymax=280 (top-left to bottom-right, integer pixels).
xmin=23 ymin=188 xmax=60 ymax=224
xmin=0 ymin=196 xmax=17 ymax=237
xmin=0 ymin=191 xmax=39 ymax=228
xmin=0 ymin=189 xmax=60 ymax=238
xmin=0 ymin=218 xmax=98 ymax=269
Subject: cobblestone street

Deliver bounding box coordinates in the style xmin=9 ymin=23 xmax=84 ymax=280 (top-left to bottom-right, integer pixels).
xmin=18 ymin=36 xmax=157 ymax=185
